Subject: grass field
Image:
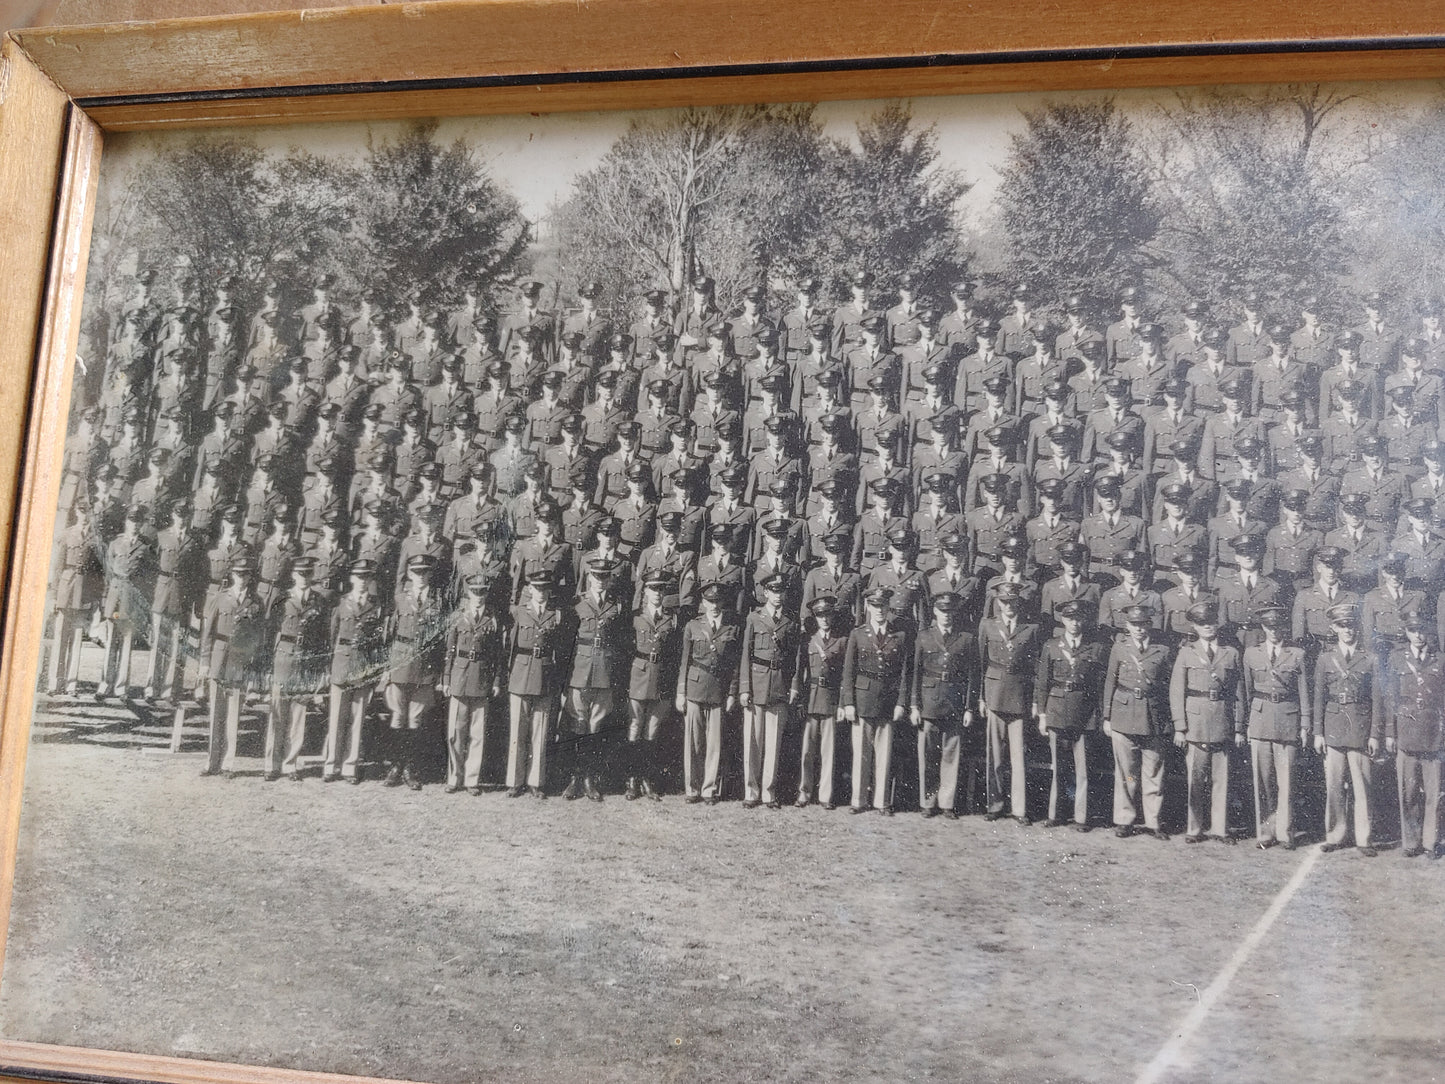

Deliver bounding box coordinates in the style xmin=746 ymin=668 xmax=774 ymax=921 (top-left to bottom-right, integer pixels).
xmin=1 ymin=675 xmax=1443 ymax=1084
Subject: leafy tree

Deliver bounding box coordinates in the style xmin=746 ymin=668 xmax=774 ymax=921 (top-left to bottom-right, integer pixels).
xmin=1147 ymin=85 xmax=1355 ymax=319
xmin=354 ymin=120 xmax=531 ymax=319
xmin=994 ymin=99 xmax=1159 ymax=317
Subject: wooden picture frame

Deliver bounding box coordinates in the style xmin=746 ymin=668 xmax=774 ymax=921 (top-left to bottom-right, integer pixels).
xmin=1 ymin=4 xmax=1444 ymax=1081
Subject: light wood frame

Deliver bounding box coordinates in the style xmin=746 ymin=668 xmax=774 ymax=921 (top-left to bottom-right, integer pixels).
xmin=1 ymin=3 xmax=1444 ymax=1080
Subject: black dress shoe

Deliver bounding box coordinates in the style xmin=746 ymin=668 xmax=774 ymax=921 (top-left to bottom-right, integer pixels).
xmin=199 ymin=767 xmax=220 ymax=778
xmin=562 ymin=777 xmax=581 ymax=801
xmin=766 ymin=800 xmax=782 ymax=810
xmin=684 ymin=795 xmax=703 ymax=804
xmin=1014 ymin=815 xmax=1032 ymax=827
xmin=1185 ymin=834 xmax=1204 ymax=844
xmin=383 ymin=765 xmax=404 ymax=788
xmin=264 ymin=772 xmax=281 ymax=782
xmin=794 ymin=797 xmax=810 ymax=809
xmin=222 ymin=771 xmax=238 ymax=781
xmin=1041 ymin=818 xmax=1064 ymax=829
xmin=705 ymin=796 xmax=719 ymax=806
xmin=878 ymin=806 xmax=894 ymax=816
xmin=743 ymin=799 xmax=761 ymax=809
xmin=1358 ymin=845 xmax=1378 ymax=857
xmin=1073 ymin=822 xmax=1092 ymax=833
xmin=289 ymin=771 xmax=305 ymax=783
xmin=823 ymin=802 xmax=836 ymax=811
xmin=1212 ymin=834 xmax=1235 ymax=846
xmin=641 ymin=780 xmax=662 ymax=801
xmin=1150 ymin=829 xmax=1171 ymax=842
xmin=404 ymin=768 xmax=423 ymax=792
xmin=445 ymin=783 xmax=463 ymax=794
xmin=529 ymin=786 xmax=547 ymax=799
xmin=849 ymin=805 xmax=867 ymax=815
xmin=624 ymin=780 xmax=641 ymax=801
xmin=348 ymin=774 xmax=362 ymax=785
xmin=1320 ymin=841 xmax=1346 ymax=853
xmin=1282 ymin=839 xmax=1296 ymax=850
xmin=1403 ymin=846 xmax=1425 ymax=858
xmin=943 ymin=809 xmax=959 ymax=820
xmin=1114 ymin=825 xmax=1135 ymax=839
xmin=469 ymin=785 xmax=485 ymax=796
xmin=922 ymin=807 xmax=939 ymax=818
xmin=1256 ymin=838 xmax=1276 ymax=850
xmin=508 ymin=786 xmax=526 ymax=798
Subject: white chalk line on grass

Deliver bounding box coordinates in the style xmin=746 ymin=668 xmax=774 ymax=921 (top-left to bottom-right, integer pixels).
xmin=1133 ymin=845 xmax=1321 ymax=1084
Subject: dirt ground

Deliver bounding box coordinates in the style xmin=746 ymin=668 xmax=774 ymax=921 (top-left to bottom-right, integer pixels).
xmin=2 ymin=673 xmax=1443 ymax=1084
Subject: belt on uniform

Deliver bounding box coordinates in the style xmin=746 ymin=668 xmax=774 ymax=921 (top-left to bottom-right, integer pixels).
xmin=856 ymin=669 xmax=888 ymax=681
xmin=1254 ymin=690 xmax=1294 ymax=703
xmin=634 ymin=651 xmax=661 ymax=662
xmin=1332 ymin=697 xmax=1367 ymax=706
xmin=750 ymin=654 xmax=779 ymax=666
xmin=1188 ymin=689 xmax=1226 ymax=701
xmin=459 ymin=650 xmax=488 ymax=660
xmin=1055 ymin=682 xmax=1088 ymax=693
xmin=336 ymin=638 xmax=354 ymax=646
xmin=394 ymin=635 xmax=413 ymax=644
xmin=514 ymin=646 xmax=549 ymax=657
xmin=1115 ymin=685 xmax=1152 ymax=698
xmin=277 ymin=635 xmax=297 ymax=644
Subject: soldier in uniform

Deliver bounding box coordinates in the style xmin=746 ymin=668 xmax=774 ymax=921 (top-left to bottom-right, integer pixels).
xmin=442 ymin=573 xmax=504 ymax=795
xmin=200 ymin=556 xmax=267 ymax=778
xmin=1243 ymin=606 xmax=1309 ymax=849
xmin=1169 ymin=600 xmax=1245 ymax=844
xmin=739 ymin=574 xmax=803 ymax=809
xmin=978 ymin=581 xmax=1039 ymax=824
xmin=47 ymin=503 xmax=101 ymax=697
xmin=507 ymin=570 xmax=565 ymax=797
xmin=380 ymin=554 xmax=446 ymax=790
xmin=1314 ymin=602 xmax=1382 ymax=856
xmin=98 ymin=506 xmax=152 ymax=700
xmin=626 ymin=574 xmax=681 ymax=801
xmin=1034 ymin=599 xmax=1108 ymax=830
xmin=841 ymin=587 xmax=910 ymax=814
xmin=910 ymin=591 xmax=978 ymax=817
xmin=263 ymin=558 xmax=330 ymax=782
xmin=563 ymin=558 xmax=629 ymax=801
xmin=797 ymin=595 xmax=849 ymax=809
xmin=1383 ymin=613 xmax=1445 ymax=858
xmin=1101 ymin=604 xmax=1174 ymax=839
xmin=675 ymin=582 xmax=742 ymax=804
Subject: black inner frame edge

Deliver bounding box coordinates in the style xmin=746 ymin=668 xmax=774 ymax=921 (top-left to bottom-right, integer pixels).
xmin=75 ymin=34 xmax=1445 ymax=109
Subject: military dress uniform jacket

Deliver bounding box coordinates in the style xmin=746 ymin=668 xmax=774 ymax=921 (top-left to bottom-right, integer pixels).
xmin=103 ymin=533 xmax=152 ymax=618
xmin=568 ymin=594 xmax=628 ymax=689
xmin=445 ymin=608 xmax=503 ymax=698
xmin=52 ymin=523 xmax=102 ymax=610
xmin=677 ymin=616 xmax=742 ymax=706
xmin=740 ymin=610 xmax=804 ymax=708
xmin=1242 ymin=643 xmax=1309 ymax=742
xmin=909 ymin=627 xmax=977 ymax=723
xmin=1034 ymin=636 xmax=1109 ymax=731
xmin=1312 ymin=647 xmax=1382 ymax=749
xmin=207 ymin=589 xmax=268 ymax=686
xmin=841 ymin=623 xmax=911 ymax=718
xmin=1101 ymin=637 xmax=1173 ymax=737
xmin=801 ymin=629 xmax=849 ymax=717
xmin=508 ymin=603 xmax=565 ymax=697
xmin=1383 ymin=646 xmax=1445 ymax=754
xmin=388 ymin=588 xmax=447 ymax=686
xmin=270 ymin=591 xmax=331 ymax=694
xmin=977 ymin=618 xmax=1040 ymax=716
xmin=630 ymin=610 xmax=681 ymax=702
xmin=1169 ymin=642 xmax=1245 ymax=743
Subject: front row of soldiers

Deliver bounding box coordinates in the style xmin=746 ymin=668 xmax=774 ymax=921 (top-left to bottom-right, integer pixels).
xmin=186 ymin=523 xmax=1442 ymax=858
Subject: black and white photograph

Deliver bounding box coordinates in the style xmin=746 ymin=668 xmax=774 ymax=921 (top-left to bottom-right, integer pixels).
xmin=4 ymin=80 xmax=1445 ymax=1082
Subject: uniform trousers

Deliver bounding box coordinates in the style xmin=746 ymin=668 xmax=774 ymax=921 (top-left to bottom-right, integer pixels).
xmin=387 ymin=682 xmax=435 ymax=729
xmin=1185 ymin=741 xmax=1231 ymax=838
xmin=1048 ymin=730 xmax=1089 ymax=824
xmin=1324 ymin=745 xmax=1374 ymax=846
xmin=627 ymin=698 xmax=668 ymax=783
xmin=1397 ymin=749 xmax=1443 ymax=854
xmin=917 ymin=720 xmax=961 ymax=811
xmin=143 ymin=613 xmax=185 ymax=699
xmin=324 ymin=684 xmax=370 ymax=780
xmin=99 ymin=618 xmax=135 ymax=696
xmin=1111 ymin=731 xmax=1166 ymax=830
xmin=1250 ymin=739 xmax=1297 ymax=844
xmin=851 ymin=717 xmax=892 ymax=810
xmin=205 ymin=679 xmax=244 ymax=773
xmin=799 ymin=712 xmax=838 ymax=805
xmin=985 ymin=710 xmax=1027 ymax=816
xmin=446 ymin=694 xmax=490 ymax=788
xmin=744 ymin=704 xmax=786 ymax=803
xmin=47 ymin=609 xmax=84 ymax=694
xmin=507 ymin=693 xmax=552 ymax=789
xmin=567 ymin=686 xmax=614 ymax=734
xmin=683 ymin=700 xmax=724 ymax=799
xmin=266 ymin=687 xmax=310 ymax=775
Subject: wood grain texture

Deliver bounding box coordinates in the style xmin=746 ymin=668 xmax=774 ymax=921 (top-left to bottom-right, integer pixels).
xmin=0 ymin=41 xmax=68 ymax=625
xmin=0 ymin=1039 xmax=407 ymax=1084
xmin=11 ymin=0 xmax=1445 ymax=102
xmin=79 ymin=47 xmax=1445 ymax=131
xmin=0 ymin=100 xmax=99 ymax=987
